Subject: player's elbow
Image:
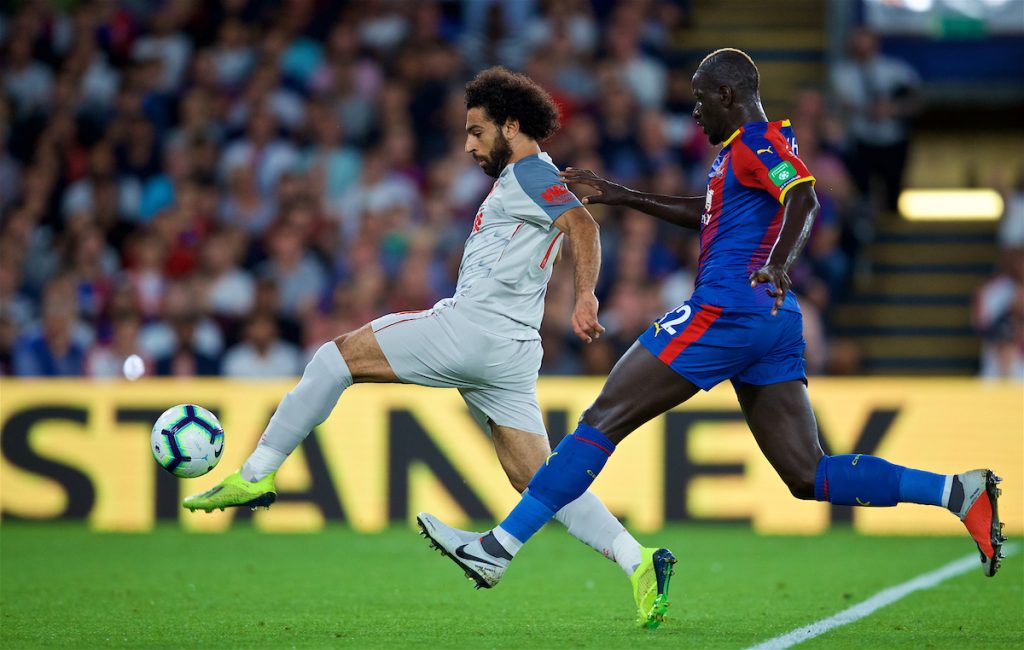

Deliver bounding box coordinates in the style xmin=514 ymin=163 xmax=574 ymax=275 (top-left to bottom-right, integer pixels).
xmin=802 ymin=188 xmax=820 ymax=220
xmin=808 ymin=193 xmax=821 ymax=220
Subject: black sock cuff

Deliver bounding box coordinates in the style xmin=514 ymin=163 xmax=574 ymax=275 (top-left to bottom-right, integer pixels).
xmin=947 ymin=475 xmax=964 ymax=513
xmin=481 ymin=532 xmax=513 ymax=560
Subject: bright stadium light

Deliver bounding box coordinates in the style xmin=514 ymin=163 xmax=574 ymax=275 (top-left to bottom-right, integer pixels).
xmin=904 ymin=0 xmax=934 ymax=12
xmin=898 ymin=188 xmax=1005 ymax=221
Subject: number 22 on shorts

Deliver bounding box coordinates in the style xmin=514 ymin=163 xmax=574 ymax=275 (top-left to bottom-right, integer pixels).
xmin=654 ymin=305 xmax=692 ymax=336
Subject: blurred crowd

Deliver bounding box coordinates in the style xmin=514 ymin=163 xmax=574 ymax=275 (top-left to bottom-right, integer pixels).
xmin=976 ymin=173 xmax=1024 ymax=379
xmin=1 ymin=0 xmax=889 ymax=379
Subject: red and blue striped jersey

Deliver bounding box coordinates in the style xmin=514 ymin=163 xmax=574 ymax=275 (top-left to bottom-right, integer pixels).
xmin=692 ymin=119 xmax=815 ymax=313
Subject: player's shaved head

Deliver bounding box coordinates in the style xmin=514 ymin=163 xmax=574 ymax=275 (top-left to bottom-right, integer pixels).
xmin=690 ymin=48 xmax=767 ymax=146
xmin=696 ymin=48 xmax=760 ymax=97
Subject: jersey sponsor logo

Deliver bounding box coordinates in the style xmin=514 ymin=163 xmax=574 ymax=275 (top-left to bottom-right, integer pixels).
xmin=701 ymin=188 xmax=714 ymax=226
xmin=540 ymin=184 xmax=574 ymax=204
xmin=768 ymin=161 xmax=798 ymax=187
xmin=757 ymin=145 xmax=774 ymax=155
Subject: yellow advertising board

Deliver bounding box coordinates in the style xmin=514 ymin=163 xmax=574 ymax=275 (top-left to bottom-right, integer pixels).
xmin=1 ymin=378 xmax=1021 ymax=535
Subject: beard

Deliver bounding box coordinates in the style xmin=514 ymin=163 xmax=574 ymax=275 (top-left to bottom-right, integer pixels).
xmin=478 ymin=131 xmax=513 ymax=178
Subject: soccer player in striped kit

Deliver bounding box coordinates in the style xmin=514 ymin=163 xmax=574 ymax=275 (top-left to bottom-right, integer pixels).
xmin=184 ymin=67 xmax=675 ymax=625
xmin=422 ymin=49 xmax=1005 ymax=619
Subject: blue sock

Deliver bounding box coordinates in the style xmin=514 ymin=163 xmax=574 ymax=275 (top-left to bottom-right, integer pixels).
xmin=898 ymin=467 xmax=950 ymax=507
xmin=814 ymin=455 xmax=949 ymax=507
xmin=498 ymin=423 xmax=615 ymax=543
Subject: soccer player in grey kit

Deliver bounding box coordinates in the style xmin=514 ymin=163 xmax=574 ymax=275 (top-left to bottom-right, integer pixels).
xmin=184 ymin=67 xmax=677 ymax=627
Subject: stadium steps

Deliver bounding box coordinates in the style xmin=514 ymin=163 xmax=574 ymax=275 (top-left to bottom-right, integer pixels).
xmin=674 ymin=0 xmax=826 ymax=115
xmin=830 ymin=219 xmax=997 ymax=375
xmin=677 ymin=29 xmax=826 ymax=51
xmin=905 ymin=132 xmax=1024 ymax=189
xmin=688 ymin=0 xmax=825 ymax=29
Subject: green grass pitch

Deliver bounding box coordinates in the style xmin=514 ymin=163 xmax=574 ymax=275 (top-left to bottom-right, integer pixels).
xmin=2 ymin=524 xmax=1021 ymax=648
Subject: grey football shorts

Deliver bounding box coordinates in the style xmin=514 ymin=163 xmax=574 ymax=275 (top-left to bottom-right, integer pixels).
xmin=371 ymin=300 xmax=545 ymax=436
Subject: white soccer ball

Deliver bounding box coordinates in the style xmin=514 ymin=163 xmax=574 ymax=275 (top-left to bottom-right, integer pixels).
xmin=151 ymin=404 xmax=225 ymax=478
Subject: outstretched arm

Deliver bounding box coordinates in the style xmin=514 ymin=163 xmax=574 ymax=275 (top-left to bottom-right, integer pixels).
xmin=559 ymin=168 xmax=705 ymax=230
xmin=748 ymin=182 xmax=820 ymax=315
xmin=553 ymin=206 xmax=605 ymax=343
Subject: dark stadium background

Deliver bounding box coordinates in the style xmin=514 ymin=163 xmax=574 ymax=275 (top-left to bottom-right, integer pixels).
xmin=2 ymin=0 xmax=1021 ymax=381
xmin=1 ymin=1 xmax=1022 ymax=647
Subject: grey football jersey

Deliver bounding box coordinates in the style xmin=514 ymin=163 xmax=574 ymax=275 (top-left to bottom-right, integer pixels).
xmin=451 ymin=152 xmax=582 ymax=340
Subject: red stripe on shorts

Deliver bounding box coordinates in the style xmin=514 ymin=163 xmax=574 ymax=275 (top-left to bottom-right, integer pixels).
xmin=372 ymin=310 xmax=434 ymax=334
xmin=656 ymin=305 xmax=723 ymax=365
xmin=373 ymin=317 xmax=419 ymax=334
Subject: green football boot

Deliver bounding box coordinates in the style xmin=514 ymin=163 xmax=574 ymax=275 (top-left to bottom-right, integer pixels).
xmin=182 ymin=470 xmax=277 ymax=512
xmin=630 ymin=547 xmax=677 ymax=629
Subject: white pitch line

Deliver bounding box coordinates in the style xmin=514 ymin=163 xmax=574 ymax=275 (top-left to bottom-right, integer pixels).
xmin=747 ymin=543 xmax=1018 ymax=650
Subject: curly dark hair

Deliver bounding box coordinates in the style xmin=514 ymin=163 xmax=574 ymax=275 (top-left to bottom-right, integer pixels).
xmin=465 ymin=67 xmax=561 ymax=142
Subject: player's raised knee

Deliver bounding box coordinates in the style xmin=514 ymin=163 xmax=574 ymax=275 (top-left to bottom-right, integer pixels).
xmin=332 ymin=328 xmax=358 ymax=351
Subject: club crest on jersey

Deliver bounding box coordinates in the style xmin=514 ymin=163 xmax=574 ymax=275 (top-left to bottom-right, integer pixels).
xmin=473 ymin=181 xmax=499 ymax=233
xmin=709 ymin=151 xmax=730 ymax=178
xmin=709 ymin=158 xmax=726 ymax=178
xmin=541 ymin=184 xmax=573 ymax=204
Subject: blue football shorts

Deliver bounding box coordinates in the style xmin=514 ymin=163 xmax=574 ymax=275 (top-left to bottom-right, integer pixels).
xmin=637 ymin=301 xmax=807 ymax=391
